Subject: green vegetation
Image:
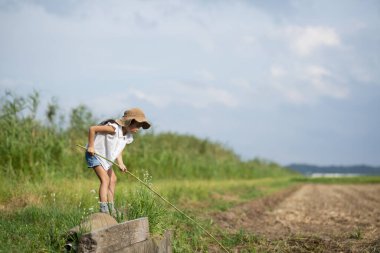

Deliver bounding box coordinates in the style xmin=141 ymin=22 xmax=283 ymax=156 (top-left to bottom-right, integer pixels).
xmin=292 ymin=176 xmax=380 ymax=184
xmin=4 ymin=90 xmax=377 ymax=252
xmin=0 ymin=91 xmax=295 ymax=181
xmin=0 ymin=91 xmax=298 ymax=252
xmin=0 ymin=206 xmax=83 ymax=252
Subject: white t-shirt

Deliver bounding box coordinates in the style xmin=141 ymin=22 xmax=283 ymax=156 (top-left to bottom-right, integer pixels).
xmin=92 ymin=122 xmax=133 ymax=170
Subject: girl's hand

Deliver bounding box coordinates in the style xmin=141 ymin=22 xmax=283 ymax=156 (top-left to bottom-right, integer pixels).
xmin=119 ymin=164 xmax=127 ymax=173
xmin=87 ymin=146 xmax=95 ymax=156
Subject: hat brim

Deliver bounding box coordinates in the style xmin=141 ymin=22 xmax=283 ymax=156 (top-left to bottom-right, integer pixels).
xmin=134 ymin=119 xmax=151 ymax=129
xmin=141 ymin=121 xmax=151 ymax=129
xmin=134 ymin=115 xmax=150 ymax=129
xmin=118 ymin=117 xmax=151 ymax=129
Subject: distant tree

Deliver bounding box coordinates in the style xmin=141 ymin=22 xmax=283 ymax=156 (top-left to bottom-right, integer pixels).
xmin=0 ymin=91 xmax=26 ymax=121
xmin=46 ymin=97 xmax=59 ymax=125
xmin=68 ymin=104 xmax=96 ymax=139
xmin=26 ymin=90 xmax=40 ymax=120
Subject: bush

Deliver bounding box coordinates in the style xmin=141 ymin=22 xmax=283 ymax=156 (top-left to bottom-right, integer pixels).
xmin=0 ymin=90 xmax=296 ymax=180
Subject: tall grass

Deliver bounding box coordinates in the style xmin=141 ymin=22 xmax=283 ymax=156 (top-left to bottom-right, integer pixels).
xmin=0 ymin=91 xmax=92 ymax=180
xmin=0 ymin=90 xmax=296 ymax=181
xmin=0 ymin=90 xmax=298 ymax=252
xmin=0 ymin=204 xmax=84 ymax=252
xmin=120 ymin=172 xmax=169 ymax=234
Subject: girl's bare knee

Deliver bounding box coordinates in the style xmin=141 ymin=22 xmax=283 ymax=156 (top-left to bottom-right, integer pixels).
xmin=101 ymin=176 xmax=110 ymax=186
xmin=110 ymin=175 xmax=117 ymax=186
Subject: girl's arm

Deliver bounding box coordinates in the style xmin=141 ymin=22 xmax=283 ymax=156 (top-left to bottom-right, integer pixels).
xmin=87 ymin=125 xmax=115 ymax=155
xmin=116 ymin=150 xmax=127 ymax=172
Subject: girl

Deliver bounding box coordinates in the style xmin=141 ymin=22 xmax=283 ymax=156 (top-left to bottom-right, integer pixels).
xmin=85 ymin=108 xmax=150 ymax=214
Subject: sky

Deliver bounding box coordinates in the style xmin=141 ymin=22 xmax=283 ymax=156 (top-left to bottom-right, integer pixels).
xmin=1 ymin=0 xmax=380 ymax=166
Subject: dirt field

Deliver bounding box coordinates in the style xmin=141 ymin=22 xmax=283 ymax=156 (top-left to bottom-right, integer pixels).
xmin=214 ymin=184 xmax=380 ymax=252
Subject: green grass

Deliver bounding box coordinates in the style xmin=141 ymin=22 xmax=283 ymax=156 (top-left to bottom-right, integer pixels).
xmin=0 ymin=176 xmax=297 ymax=252
xmin=221 ymin=228 xmax=260 ymax=252
xmin=2 ymin=90 xmax=379 ymax=252
xmin=292 ymin=176 xmax=380 ymax=184
xmin=0 ymin=206 xmax=83 ymax=253
xmin=1 ymin=174 xmax=379 ymax=252
xmin=0 ymin=91 xmax=296 ymax=181
xmin=0 ymin=90 xmax=299 ymax=251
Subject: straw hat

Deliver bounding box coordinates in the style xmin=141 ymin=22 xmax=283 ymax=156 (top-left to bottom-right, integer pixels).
xmin=116 ymin=108 xmax=151 ymax=129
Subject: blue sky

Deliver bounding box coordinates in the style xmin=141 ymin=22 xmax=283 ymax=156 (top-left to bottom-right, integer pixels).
xmin=1 ymin=0 xmax=379 ymax=166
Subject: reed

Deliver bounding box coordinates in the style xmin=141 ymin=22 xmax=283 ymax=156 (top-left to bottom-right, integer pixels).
xmin=0 ymin=90 xmax=298 ymax=252
xmin=0 ymin=90 xmax=296 ymax=181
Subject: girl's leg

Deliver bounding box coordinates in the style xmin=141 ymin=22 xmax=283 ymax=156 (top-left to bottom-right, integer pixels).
xmin=107 ymin=168 xmax=117 ymax=203
xmin=93 ymin=165 xmax=110 ymax=203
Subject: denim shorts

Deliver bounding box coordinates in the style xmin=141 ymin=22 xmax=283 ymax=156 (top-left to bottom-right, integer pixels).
xmin=85 ymin=152 xmax=101 ymax=168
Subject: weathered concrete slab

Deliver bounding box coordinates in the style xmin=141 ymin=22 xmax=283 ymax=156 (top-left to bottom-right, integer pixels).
xmin=114 ymin=230 xmax=173 ymax=253
xmin=66 ymin=214 xmax=172 ymax=253
xmin=78 ymin=217 xmax=149 ymax=253
xmin=70 ymin=213 xmax=118 ymax=235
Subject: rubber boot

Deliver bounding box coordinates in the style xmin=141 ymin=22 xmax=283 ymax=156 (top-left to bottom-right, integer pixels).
xmin=99 ymin=202 xmax=109 ymax=213
xmin=108 ymin=202 xmax=118 ymax=217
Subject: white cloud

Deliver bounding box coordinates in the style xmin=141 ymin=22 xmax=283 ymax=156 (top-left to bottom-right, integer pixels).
xmin=90 ymin=63 xmax=156 ymax=74
xmin=286 ymin=26 xmax=341 ymax=56
xmin=284 ymin=89 xmax=308 ymax=104
xmin=242 ymin=35 xmax=256 ymax=45
xmin=305 ymin=65 xmax=349 ymax=99
xmin=204 ymin=86 xmax=239 ymax=108
xmin=0 ymin=78 xmax=34 ymax=92
xmin=271 ymin=66 xmax=287 ymax=78
xmin=128 ymin=88 xmax=171 ymax=108
xmin=230 ymin=78 xmax=251 ymax=90
xmin=126 ymin=81 xmax=239 ymax=109
xmin=195 ymin=69 xmax=215 ymax=82
xmin=306 ymin=65 xmax=330 ymax=78
xmin=270 ymin=65 xmax=349 ymax=104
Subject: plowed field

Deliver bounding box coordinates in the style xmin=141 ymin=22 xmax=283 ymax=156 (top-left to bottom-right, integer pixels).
xmin=214 ymin=184 xmax=380 ymax=252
